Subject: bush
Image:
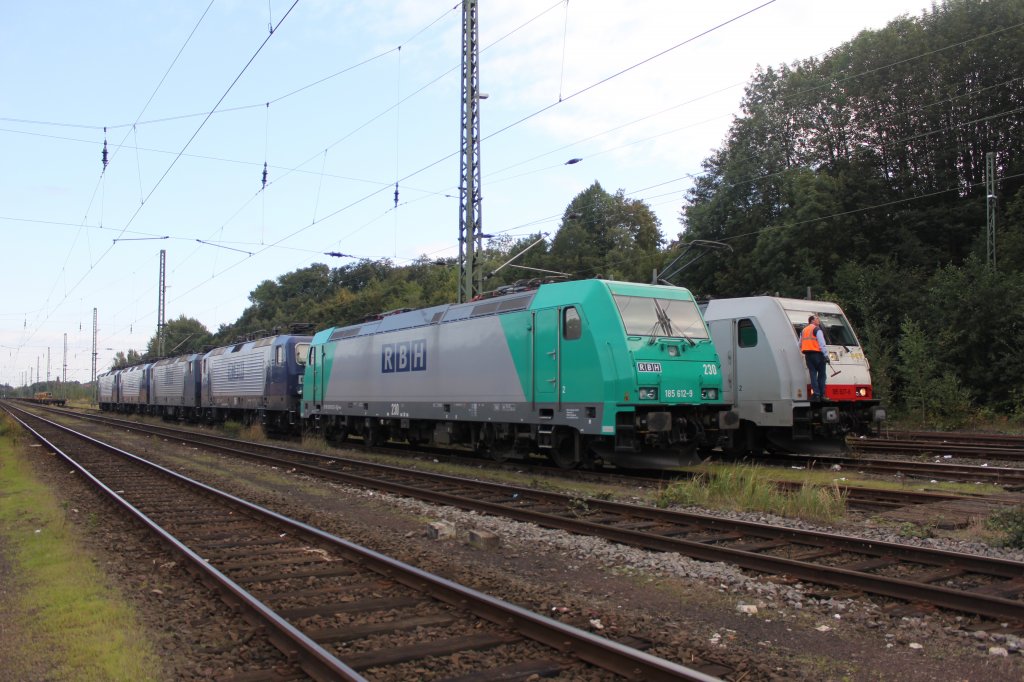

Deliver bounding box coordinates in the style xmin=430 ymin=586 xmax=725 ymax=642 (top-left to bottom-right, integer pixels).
xmin=897 ymin=318 xmax=973 ymax=428
xmin=986 ymin=506 xmax=1024 ymax=549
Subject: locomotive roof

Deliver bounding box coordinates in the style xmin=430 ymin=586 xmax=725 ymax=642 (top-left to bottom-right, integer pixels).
xmin=318 ymin=279 xmax=696 ymax=341
xmin=152 ymin=353 xmax=201 ymax=366
xmin=323 ymin=290 xmax=539 ymax=340
xmin=702 ymin=296 xmax=845 ymax=319
xmin=204 ymin=333 xmax=311 ymax=357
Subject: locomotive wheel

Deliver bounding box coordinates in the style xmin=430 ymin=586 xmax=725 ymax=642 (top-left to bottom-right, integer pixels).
xmin=479 ymin=424 xmax=514 ymax=462
xmin=364 ymin=423 xmax=387 ymax=447
xmin=548 ymin=431 xmax=579 ymax=470
xmin=488 ymin=442 xmax=515 ymax=463
xmin=326 ymin=424 xmax=349 ymax=445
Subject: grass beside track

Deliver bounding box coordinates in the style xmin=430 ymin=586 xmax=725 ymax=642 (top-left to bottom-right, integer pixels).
xmin=658 ymin=463 xmax=849 ymax=523
xmin=0 ymin=414 xmax=163 ymax=681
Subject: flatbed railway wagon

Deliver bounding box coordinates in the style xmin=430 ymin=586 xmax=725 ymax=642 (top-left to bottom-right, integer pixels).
xmin=31 ymin=391 xmax=66 ymax=406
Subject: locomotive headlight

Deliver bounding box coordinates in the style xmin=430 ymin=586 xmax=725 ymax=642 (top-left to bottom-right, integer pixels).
xmin=667 ymin=345 xmax=679 ymax=357
xmin=856 ymin=387 xmax=867 ymax=397
xmin=829 ymin=352 xmax=838 ymax=362
xmin=638 ymin=387 xmax=659 ymax=400
xmin=701 ymin=388 xmax=718 ymax=400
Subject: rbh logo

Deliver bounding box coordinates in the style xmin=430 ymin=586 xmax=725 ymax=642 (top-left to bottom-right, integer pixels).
xmin=381 ymin=340 xmax=427 ymax=373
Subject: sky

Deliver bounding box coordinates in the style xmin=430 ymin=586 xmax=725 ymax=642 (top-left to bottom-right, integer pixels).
xmin=0 ymin=0 xmax=932 ymax=386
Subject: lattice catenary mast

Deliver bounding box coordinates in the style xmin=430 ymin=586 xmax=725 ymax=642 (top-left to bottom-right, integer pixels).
xmin=986 ymin=151 xmax=996 ymax=269
xmin=91 ymin=308 xmax=98 ymax=384
xmin=157 ymin=249 xmax=167 ymax=356
xmin=458 ymin=0 xmax=483 ymax=303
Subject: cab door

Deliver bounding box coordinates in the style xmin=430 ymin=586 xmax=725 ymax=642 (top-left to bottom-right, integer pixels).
xmin=309 ymin=344 xmax=326 ymax=409
xmin=532 ymin=308 xmax=559 ymax=404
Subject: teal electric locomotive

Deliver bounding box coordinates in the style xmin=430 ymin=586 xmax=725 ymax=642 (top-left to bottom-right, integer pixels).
xmin=302 ymin=279 xmax=736 ymax=468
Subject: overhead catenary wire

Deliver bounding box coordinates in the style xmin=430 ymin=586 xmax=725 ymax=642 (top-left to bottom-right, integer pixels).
xmin=4 ymin=0 xmax=768 ymax=270
xmin=109 ymin=1 xmax=1022 ymax=312
xmin=11 ymin=20 xmax=1016 ymax=274
xmin=112 ymin=164 xmax=1024 ymax=350
xmin=158 ymin=2 xmax=474 ymax=287
xmin=9 ymin=0 xmax=220 ymax=367
xmin=0 ymin=3 xmax=464 ymax=135
xmin=262 ymin=101 xmax=271 ymax=244
xmin=115 ymin=0 xmax=570 ymax=329
xmin=392 ymin=0 xmax=781 ymax=187
xmin=9 ymin=1 xmax=301 ymax=367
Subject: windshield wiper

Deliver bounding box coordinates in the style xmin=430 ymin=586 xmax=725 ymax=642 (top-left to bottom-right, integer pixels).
xmin=654 ymin=299 xmax=675 ymax=335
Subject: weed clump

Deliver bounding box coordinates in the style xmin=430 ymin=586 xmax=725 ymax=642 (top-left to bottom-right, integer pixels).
xmin=986 ymin=506 xmax=1024 ymax=549
xmin=655 ymin=465 xmax=847 ymax=523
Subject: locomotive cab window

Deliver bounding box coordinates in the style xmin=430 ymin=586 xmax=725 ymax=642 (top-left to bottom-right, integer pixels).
xmin=563 ymin=307 xmax=582 ymax=340
xmin=737 ymin=318 xmax=757 ymax=347
xmin=612 ymin=295 xmax=709 ymax=340
xmin=295 ymin=343 xmax=309 ymax=365
xmin=785 ymin=309 xmax=859 ymax=347
xmin=817 ymin=312 xmax=858 ymax=346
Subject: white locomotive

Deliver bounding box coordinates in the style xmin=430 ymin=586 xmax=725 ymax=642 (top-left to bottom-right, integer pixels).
xmin=701 ymin=296 xmax=885 ymax=454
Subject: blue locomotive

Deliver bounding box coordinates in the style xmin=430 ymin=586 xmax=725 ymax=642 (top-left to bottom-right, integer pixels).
xmin=98 ymin=333 xmax=311 ymax=434
xmin=97 ymin=363 xmax=152 ymax=414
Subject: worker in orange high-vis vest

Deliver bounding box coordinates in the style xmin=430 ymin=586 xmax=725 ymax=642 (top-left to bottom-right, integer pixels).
xmin=799 ymin=314 xmax=829 ymax=402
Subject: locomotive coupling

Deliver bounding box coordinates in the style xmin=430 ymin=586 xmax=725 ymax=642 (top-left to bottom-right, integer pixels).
xmin=819 ymin=406 xmax=840 ymax=424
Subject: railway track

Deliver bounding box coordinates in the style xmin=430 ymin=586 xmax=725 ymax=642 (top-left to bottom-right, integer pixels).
xmin=5 ymin=404 xmax=724 ymax=681
xmin=881 ymin=429 xmax=1024 ymax=446
xmin=36 ymin=406 xmax=1024 ymax=624
xmin=852 ymin=432 xmax=1024 ymax=462
xmin=50 ymin=406 xmax=982 ymax=512
xmin=766 ymin=451 xmax=1024 ymax=487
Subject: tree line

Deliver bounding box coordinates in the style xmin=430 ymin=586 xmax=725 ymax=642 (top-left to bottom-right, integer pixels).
xmin=112 ymin=0 xmax=1022 ymax=426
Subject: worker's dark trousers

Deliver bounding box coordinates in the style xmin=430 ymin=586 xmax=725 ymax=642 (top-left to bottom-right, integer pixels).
xmin=804 ymin=351 xmax=826 ymax=401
